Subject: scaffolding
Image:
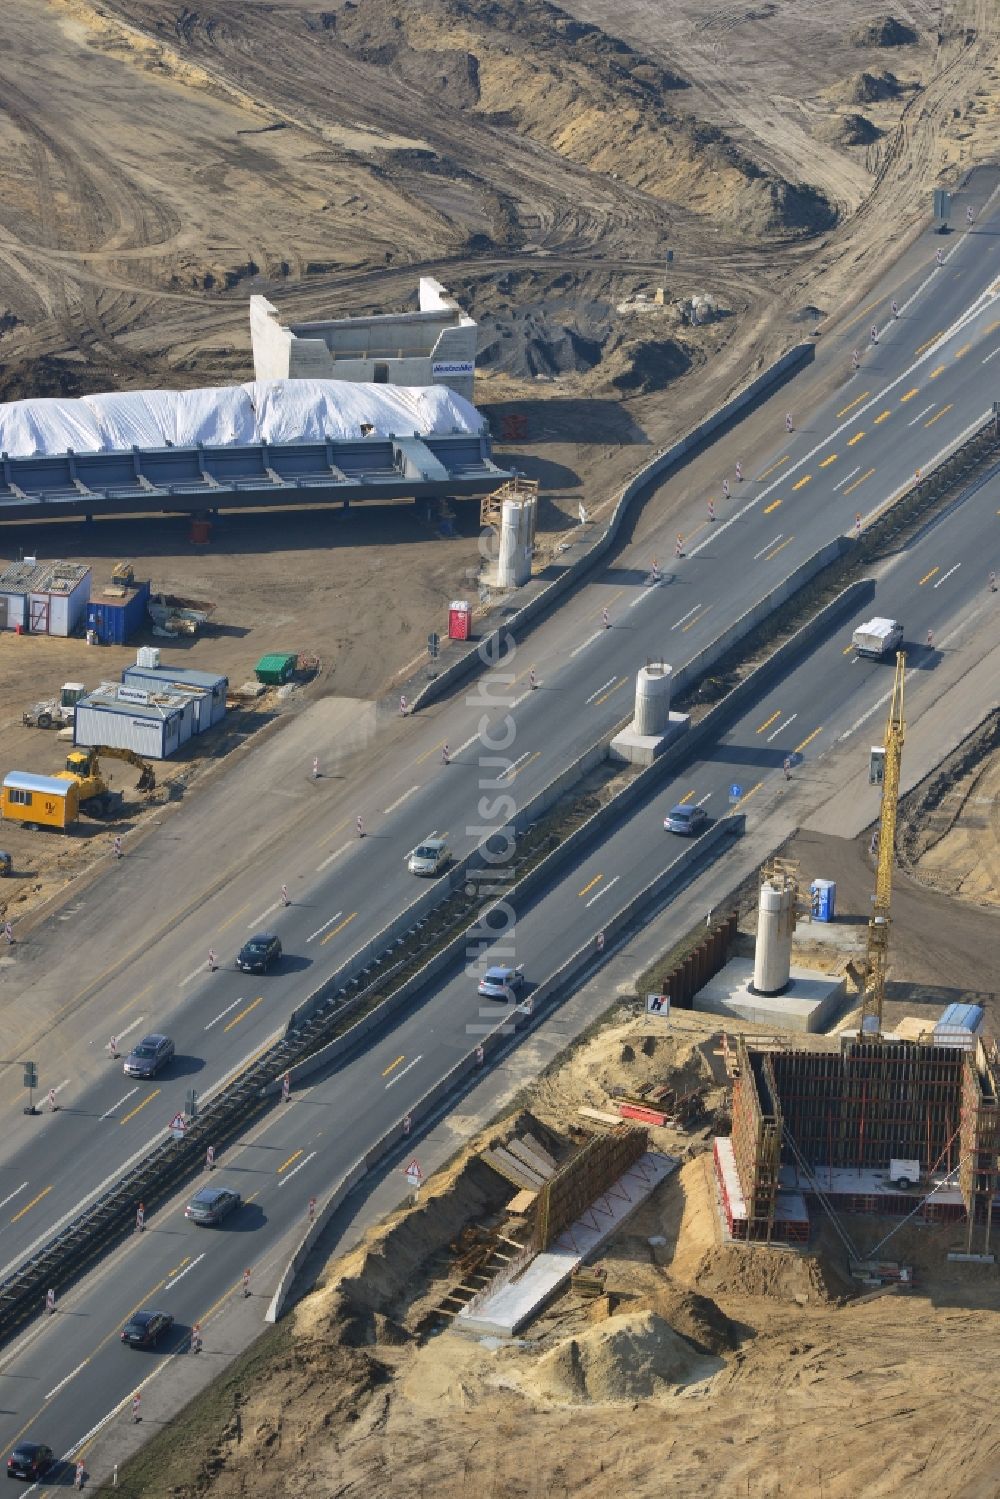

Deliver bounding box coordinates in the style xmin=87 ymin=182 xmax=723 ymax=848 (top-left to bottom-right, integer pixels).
xmin=479 ymin=475 xmax=539 ymax=533
xmin=725 ymin=1036 xmax=1000 ymax=1246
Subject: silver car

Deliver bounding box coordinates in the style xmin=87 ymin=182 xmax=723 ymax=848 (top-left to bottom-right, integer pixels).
xmin=477 ymin=964 xmax=525 ymax=1000
xmin=407 ymin=838 xmax=450 ymax=876
xmin=123 ymin=1033 xmax=175 ymax=1079
xmin=663 ymin=804 xmax=709 ymax=836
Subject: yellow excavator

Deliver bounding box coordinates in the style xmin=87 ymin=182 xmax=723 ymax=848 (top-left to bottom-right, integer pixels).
xmin=57 ymin=747 xmax=156 ymax=818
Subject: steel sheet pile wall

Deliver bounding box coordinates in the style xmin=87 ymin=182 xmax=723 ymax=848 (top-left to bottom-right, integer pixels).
xmin=727 ymin=1037 xmax=781 ymax=1237
xmin=533 ymin=1125 xmax=647 ymax=1252
xmin=770 ymin=1041 xmax=966 ymax=1174
xmin=959 ymin=1041 xmax=1000 ymax=1241
xmin=661 ymin=913 xmax=738 ymax=1008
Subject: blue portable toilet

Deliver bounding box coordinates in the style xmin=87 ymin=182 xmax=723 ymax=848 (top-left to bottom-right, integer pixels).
xmin=811 ymin=879 xmax=836 ymax=922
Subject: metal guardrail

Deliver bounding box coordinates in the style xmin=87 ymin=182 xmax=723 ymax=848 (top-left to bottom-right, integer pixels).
xmin=2 ymin=409 xmax=996 ymax=1346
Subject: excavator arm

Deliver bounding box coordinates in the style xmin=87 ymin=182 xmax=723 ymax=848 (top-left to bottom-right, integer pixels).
xmin=65 ymin=746 xmax=156 ymax=794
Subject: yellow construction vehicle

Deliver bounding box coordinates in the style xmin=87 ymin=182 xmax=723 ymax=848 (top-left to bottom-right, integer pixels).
xmin=57 ymin=747 xmax=156 ymax=818
xmin=858 ymin=651 xmax=905 ymax=1038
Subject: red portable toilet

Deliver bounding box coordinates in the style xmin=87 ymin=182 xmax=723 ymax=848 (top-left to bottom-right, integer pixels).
xmin=448 ymin=600 xmax=471 ymax=641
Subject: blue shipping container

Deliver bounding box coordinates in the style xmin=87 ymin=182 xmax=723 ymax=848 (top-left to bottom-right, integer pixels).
xmin=86 ymin=581 xmax=151 ymax=646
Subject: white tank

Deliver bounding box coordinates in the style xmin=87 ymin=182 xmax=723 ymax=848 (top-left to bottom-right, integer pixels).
xmin=634 ymin=663 xmax=671 ymax=736
xmin=497 ymin=498 xmax=534 ymax=589
xmin=753 ymin=879 xmax=795 ymax=995
xmin=136 ymin=646 xmax=161 ymax=669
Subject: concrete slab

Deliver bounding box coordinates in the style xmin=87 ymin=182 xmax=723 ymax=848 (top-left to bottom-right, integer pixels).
xmin=694 ymin=956 xmax=845 ymax=1033
xmin=454 ymin=1150 xmax=677 ymax=1338
xmin=793 ymin=916 xmax=865 ymax=951
xmin=610 ymin=712 xmax=688 ymax=766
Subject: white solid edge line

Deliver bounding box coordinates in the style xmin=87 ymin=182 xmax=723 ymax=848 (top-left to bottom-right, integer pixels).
xmin=305 ymin=910 xmax=344 ymax=943
xmin=384 ymin=1055 xmax=423 ymax=1090
xmin=44 ymin=1357 xmax=89 ymax=1403
xmin=163 ymin=1252 xmax=205 ymax=1291
xmin=276 ymin=1150 xmax=317 ymax=1187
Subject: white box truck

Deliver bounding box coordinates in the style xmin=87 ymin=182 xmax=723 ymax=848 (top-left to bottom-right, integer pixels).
xmin=852 ymin=617 xmax=904 ymax=659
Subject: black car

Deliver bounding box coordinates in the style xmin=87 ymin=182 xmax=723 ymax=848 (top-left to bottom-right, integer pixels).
xmin=121 ymin=1309 xmax=174 ymax=1349
xmin=7 ymin=1444 xmax=53 ymax=1481
xmin=236 ymin=933 xmax=282 ymax=974
xmin=123 ymin=1033 xmax=175 ymax=1079
xmin=184 ymin=1184 xmax=242 ymax=1226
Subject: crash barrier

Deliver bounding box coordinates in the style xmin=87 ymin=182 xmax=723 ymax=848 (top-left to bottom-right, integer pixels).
xmin=410 ymin=343 xmax=816 ymax=713
xmin=265 ymin=813 xmax=743 ymax=1324
xmin=7 ymin=421 xmax=994 ymax=1349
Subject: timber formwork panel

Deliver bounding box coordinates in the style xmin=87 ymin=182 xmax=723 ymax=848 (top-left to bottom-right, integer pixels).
xmin=730 ymin=1038 xmax=781 ymax=1233
xmin=959 ymin=1042 xmax=1000 ymax=1237
xmin=533 ymin=1125 xmax=647 ymax=1252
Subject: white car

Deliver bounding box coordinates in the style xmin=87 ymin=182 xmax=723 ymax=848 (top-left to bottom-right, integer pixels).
xmin=407 ymin=838 xmax=450 ymax=876
xmin=477 ymin=964 xmax=525 ymax=1000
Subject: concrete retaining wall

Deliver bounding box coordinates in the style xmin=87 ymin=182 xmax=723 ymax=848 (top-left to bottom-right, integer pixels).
xmin=412 ymin=342 xmax=815 ymax=712
xmin=264 ymin=813 xmax=742 ymax=1324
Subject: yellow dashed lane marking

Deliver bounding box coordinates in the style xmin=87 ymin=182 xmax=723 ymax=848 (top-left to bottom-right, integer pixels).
xmin=900 ymin=388 xmax=919 ymax=402
xmin=763 ymin=498 xmax=782 ymax=514
xmin=836 ymin=393 xmax=869 ymax=418
xmin=765 ymin=537 xmax=794 ymax=561
xmin=847 ymin=432 xmax=865 ymax=447
xmin=844 ymin=468 xmax=876 ymax=496
xmin=819 ymin=454 xmax=837 ymax=468
xmin=918 ymin=566 xmax=940 ymax=586
xmin=925 ymin=403 xmax=953 ymax=428
xmin=792 ymin=475 xmax=811 ymax=491
xmin=873 ymin=410 xmax=891 ymax=425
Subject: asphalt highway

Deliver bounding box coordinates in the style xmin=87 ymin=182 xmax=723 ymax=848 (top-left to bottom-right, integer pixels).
xmin=3 ymin=186 xmax=1000 ymax=1285
xmin=2 ymin=427 xmax=999 ymax=1488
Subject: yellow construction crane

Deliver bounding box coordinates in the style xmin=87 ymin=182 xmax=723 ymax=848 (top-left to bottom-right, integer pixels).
xmin=858 ymin=651 xmax=906 ymax=1037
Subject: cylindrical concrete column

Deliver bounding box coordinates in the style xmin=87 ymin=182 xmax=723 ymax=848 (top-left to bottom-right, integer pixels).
xmin=497 ymin=498 xmax=534 ymax=588
xmin=634 ymin=663 xmax=671 ymax=736
xmin=753 ymin=879 xmax=795 ymax=995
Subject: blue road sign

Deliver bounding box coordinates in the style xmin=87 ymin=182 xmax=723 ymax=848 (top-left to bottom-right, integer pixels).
xmin=729 ymin=783 xmax=743 ymax=803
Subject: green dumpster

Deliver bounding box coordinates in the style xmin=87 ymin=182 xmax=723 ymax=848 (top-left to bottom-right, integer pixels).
xmin=255 ymin=652 xmax=298 ymax=686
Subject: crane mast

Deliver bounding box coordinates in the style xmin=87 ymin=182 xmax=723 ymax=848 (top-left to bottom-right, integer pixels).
xmin=859 ymin=651 xmax=906 ymax=1037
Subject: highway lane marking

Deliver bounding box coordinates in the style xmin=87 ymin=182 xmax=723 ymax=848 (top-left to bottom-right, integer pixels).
xmin=316 ymin=842 xmax=352 ymax=872
xmin=733 ymin=781 xmax=763 ymax=809
xmin=954 ymin=342 xmax=971 ymax=359
xmin=844 ymin=468 xmax=876 ymax=496
xmin=320 ymin=911 xmax=358 ymax=946
xmin=873 ymin=409 xmax=892 ymax=425
xmin=835 ymin=392 xmax=869 ymax=418
xmin=762 ymin=498 xmax=782 ymax=514
xmin=119 ymin=1091 xmax=160 ymax=1127
xmin=833 ymin=466 xmax=861 ymax=491
xmin=755 ymin=455 xmax=790 ymax=481
xmin=753 ymin=535 xmax=782 ymax=560
xmin=498 ymin=750 xmax=531 ymax=779
xmin=99 ymin=1088 xmax=139 ymax=1120
xmin=277 ymin=1149 xmax=303 ymax=1175
xmin=928 ymin=364 xmax=946 ymax=379
xmin=900 ymin=387 xmax=919 ymax=402
xmin=107 ymin=1015 xmax=144 ymax=1043
xmin=841 ymin=301 xmax=879 ymax=333
xmin=586 ymin=676 xmax=617 ymax=704
xmin=277 ymin=1150 xmax=317 ymax=1186
xmin=223 ymin=996 xmax=263 ymax=1033
xmin=179 ymin=963 xmax=208 ymax=988
xmin=382 ymin=1054 xmax=405 ymax=1076
xmin=818 ymin=454 xmax=837 ymax=468
xmin=570 ymin=629 xmax=602 ymax=658
xmin=757 ymin=711 xmax=781 ymax=734
xmin=987 ymin=318 xmax=1000 ymax=335
xmin=914 ymin=332 xmax=943 ymax=355
xmin=918 ymin=566 xmax=940 ymax=585
xmin=765 ymin=537 xmax=794 ymax=561
xmin=843 ymin=643 xmax=856 ymax=655
xmin=163 ymin=1253 xmax=205 ymax=1290
xmin=847 ymin=431 xmax=865 ymax=447
xmin=0 ymin=1184 xmax=26 ymax=1212
xmin=246 ymin=900 xmax=281 ymax=930
xmin=671 ymin=605 xmax=701 ymax=629
xmin=44 ymin=1359 xmax=89 ymax=1403
xmin=794 ymin=726 xmax=823 ymax=754
xmin=908 ymin=402 xmax=935 ymax=425
xmin=306 ymin=910 xmax=344 ymax=943
xmin=682 ymin=607 xmax=711 ymax=633
xmin=216 ymin=900 xmax=252 ymax=933
xmin=385 ymin=1055 xmax=423 ymax=1089
xmin=592 ymin=678 xmax=628 ymax=702
xmin=11 ymin=1186 xmax=52 ymax=1224
xmin=204 ymin=996 xmax=246 ymax=1031
xmin=696 ymin=792 xmax=713 ymax=805
xmin=677 ymin=790 xmax=696 ymax=804
xmin=578 ymin=875 xmax=602 ymax=898
xmin=585 ymin=874 xmax=619 ymax=907
xmin=383 ymin=784 xmax=419 ymax=814
xmin=451 ymin=729 xmax=481 ymax=757
xmin=167 ymin=1255 xmax=189 ymax=1277
xmin=925 ymin=403 xmax=953 ymax=427
xmin=766 ymin=713 xmax=797 ymax=742
xmin=983 ymin=346 xmax=1000 ymax=363
xmin=934 ymin=563 xmax=961 ymax=588
xmin=791 ymin=474 xmax=811 ymax=490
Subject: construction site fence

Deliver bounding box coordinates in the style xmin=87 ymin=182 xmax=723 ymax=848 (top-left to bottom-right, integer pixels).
xmin=411 ymin=342 xmax=816 ymax=713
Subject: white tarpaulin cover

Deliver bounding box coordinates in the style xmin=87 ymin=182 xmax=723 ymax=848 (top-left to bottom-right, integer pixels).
xmin=0 ymin=378 xmax=483 ymax=459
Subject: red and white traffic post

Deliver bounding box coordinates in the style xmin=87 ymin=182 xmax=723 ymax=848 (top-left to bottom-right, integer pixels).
xmin=403 ymin=1113 xmax=412 ymax=1136
xmin=870 ymin=324 xmax=879 ymax=345
xmin=852 ymin=349 xmax=860 ymax=371
xmin=891 ymin=299 xmax=899 ymax=318
xmin=936 ymin=247 xmax=943 ymax=266
xmin=707 ymin=498 xmax=715 ymax=523
xmin=131 ymin=1393 xmax=141 ymax=1424
xmin=113 ymin=836 xmax=123 ymax=859
xmin=281 ymin=1071 xmax=291 ymax=1103
xmin=243 ymin=1268 xmax=251 ymax=1299
xmin=308 ymin=1196 xmax=317 ymax=1223
xmin=136 ymin=1203 xmax=145 ymax=1234
xmin=74 ymin=1461 xmax=84 ymax=1490
xmin=441 ymin=743 xmax=450 ymax=765
xmin=47 ymin=1089 xmax=57 ymax=1112
xmin=602 ymin=607 xmax=609 ymax=629
xmin=3 ymin=922 xmax=13 ymax=946
xmin=785 ymin=412 xmax=794 ymax=433
xmin=475 ymin=1043 xmax=484 ymax=1066
xmin=281 ymin=884 xmax=290 ymax=907
xmin=722 ymin=477 xmax=730 ymax=500
xmin=855 ymin=512 xmax=862 ymax=541
xmin=399 ymin=695 xmax=408 ymax=716
xmin=107 ymin=1037 xmax=119 ymax=1059
xmin=312 ymin=757 xmax=320 ymax=778
xmin=675 ymin=533 xmax=684 ymax=558
xmin=45 ymin=1288 xmax=56 ymax=1315
xmin=596 ymin=931 xmax=605 ymax=954
xmin=530 ymin=666 xmax=538 ymax=689
xmin=651 ymin=558 xmax=661 ymax=581
xmin=207 ymin=949 xmax=217 ymax=972
xmin=735 ymin=460 xmax=743 ymax=482
xmin=191 ymin=1323 xmax=202 ymax=1354
xmin=357 ymin=816 xmax=365 ymax=839
xmin=206 ymin=1144 xmax=216 ymax=1171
